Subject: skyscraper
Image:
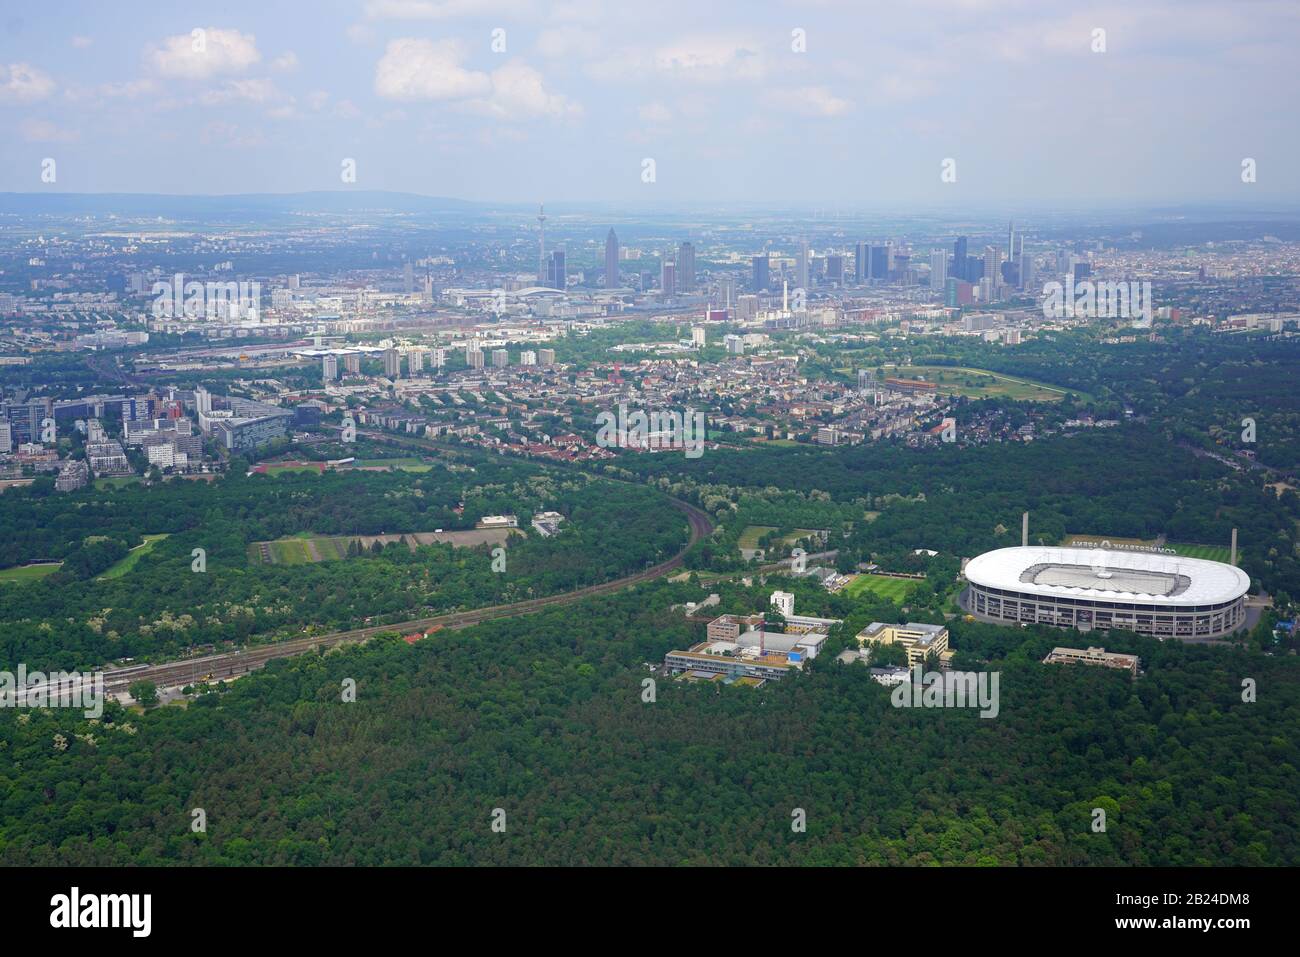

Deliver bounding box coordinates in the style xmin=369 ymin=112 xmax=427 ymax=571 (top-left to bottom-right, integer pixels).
xmin=870 ymin=246 xmax=889 ymax=280
xmin=677 ymin=241 xmax=696 ymax=292
xmin=1007 ymin=221 xmax=1016 ymax=260
xmin=536 ymin=203 xmax=547 ymax=285
xmin=954 ymin=236 xmax=969 ymax=281
xmin=796 ymin=240 xmax=810 ymax=290
xmin=752 ymin=255 xmax=770 ymax=291
xmin=983 ymin=245 xmax=1002 ymax=283
xmin=547 ymin=249 xmax=566 ymax=289
xmin=930 ymin=249 xmax=947 ymax=288
xmin=604 ymin=228 xmax=619 ymax=288
xmin=855 ymin=241 xmax=867 ymax=283
xmin=661 ymin=258 xmax=676 ymax=298
xmin=322 ymin=355 xmax=338 ymax=380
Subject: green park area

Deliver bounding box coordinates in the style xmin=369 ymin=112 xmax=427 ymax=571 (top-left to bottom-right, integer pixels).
xmin=0 ymin=562 xmax=62 ymax=584
xmin=99 ymin=534 xmax=170 ymax=579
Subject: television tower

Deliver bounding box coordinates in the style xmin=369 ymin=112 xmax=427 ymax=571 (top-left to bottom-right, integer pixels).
xmin=537 ymin=203 xmax=547 ymax=285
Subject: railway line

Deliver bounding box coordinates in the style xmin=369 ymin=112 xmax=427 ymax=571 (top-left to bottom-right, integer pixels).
xmin=103 ymin=496 xmax=713 ymax=695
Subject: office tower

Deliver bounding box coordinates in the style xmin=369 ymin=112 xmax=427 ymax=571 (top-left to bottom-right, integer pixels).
xmin=1019 ymin=251 xmax=1035 ymax=290
xmin=547 ymin=249 xmax=566 ymax=289
xmin=796 ymin=240 xmax=810 ymax=290
xmin=886 ymin=240 xmax=896 ymax=274
xmin=930 ymin=249 xmax=947 ymax=288
xmin=661 ymin=259 xmax=676 ymax=298
xmin=870 ymin=245 xmax=889 ymax=280
xmin=718 ymin=275 xmax=736 ymax=308
xmin=403 ymin=262 xmax=414 ymax=295
xmin=979 ymin=277 xmax=994 ymax=302
xmin=383 ymin=348 xmax=401 ymax=378
xmin=954 ymin=236 xmax=969 ymax=281
xmin=605 ymin=228 xmax=619 ymax=288
xmin=539 ymin=348 xmax=556 ymax=365
xmin=983 ymin=246 xmax=1002 ymax=283
xmin=537 ymin=203 xmax=547 ymax=284
xmin=344 ymin=353 xmax=361 ymax=374
xmin=408 ymin=349 xmax=425 ymax=374
xmin=855 ymin=241 xmax=867 ymax=283
xmin=492 ymin=349 xmax=509 ymax=369
xmin=1013 ymin=233 xmax=1024 ymax=259
xmin=826 ymin=255 xmax=844 ymax=285
xmin=1056 ymin=249 xmax=1071 ymax=276
xmin=0 ymin=421 xmax=11 ymax=452
xmin=752 ymin=255 xmax=770 ymax=291
xmin=322 ymin=355 xmax=338 ymax=380
xmin=1073 ymin=261 xmax=1091 ymax=281
xmin=1007 ymin=221 xmax=1016 ymax=260
xmin=677 ymin=241 xmax=696 ymax=292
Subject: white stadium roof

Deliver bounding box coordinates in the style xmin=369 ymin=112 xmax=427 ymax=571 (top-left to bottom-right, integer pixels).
xmin=964 ymin=546 xmax=1249 ymax=606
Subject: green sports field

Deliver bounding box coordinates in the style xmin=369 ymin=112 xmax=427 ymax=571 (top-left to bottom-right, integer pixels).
xmin=843 ymin=573 xmax=920 ymax=602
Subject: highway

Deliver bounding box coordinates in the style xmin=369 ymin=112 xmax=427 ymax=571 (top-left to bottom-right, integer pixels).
xmin=102 ymin=496 xmax=713 ymax=696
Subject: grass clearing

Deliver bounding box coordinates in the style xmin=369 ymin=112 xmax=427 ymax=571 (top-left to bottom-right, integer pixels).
xmin=0 ymin=562 xmax=62 ymax=583
xmin=895 ymin=365 xmax=1090 ymax=403
xmin=99 ymin=534 xmax=170 ymax=579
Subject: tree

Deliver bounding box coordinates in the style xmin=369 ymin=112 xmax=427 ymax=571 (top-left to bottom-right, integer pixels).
xmin=128 ymin=680 xmax=159 ymax=708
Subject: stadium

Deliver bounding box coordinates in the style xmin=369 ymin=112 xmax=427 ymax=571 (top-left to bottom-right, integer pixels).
xmin=961 ymin=546 xmax=1251 ymax=639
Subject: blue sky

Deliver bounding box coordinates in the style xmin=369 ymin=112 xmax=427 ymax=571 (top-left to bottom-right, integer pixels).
xmin=1 ymin=0 xmax=1297 ymax=205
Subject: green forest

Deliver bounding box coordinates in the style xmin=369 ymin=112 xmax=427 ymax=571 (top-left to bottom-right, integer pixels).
xmin=0 ymin=581 xmax=1294 ymax=866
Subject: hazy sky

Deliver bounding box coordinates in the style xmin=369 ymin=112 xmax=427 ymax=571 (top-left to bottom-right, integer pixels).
xmin=1 ymin=0 xmax=1297 ymax=206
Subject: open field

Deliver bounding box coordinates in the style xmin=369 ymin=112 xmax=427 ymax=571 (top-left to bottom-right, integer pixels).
xmin=95 ymin=476 xmax=141 ymax=490
xmin=895 ymin=365 xmax=1089 ymax=403
xmin=843 ymin=573 xmax=920 ymax=603
xmin=250 ymin=528 xmax=519 ymax=565
xmin=1064 ymin=533 xmax=1235 ymax=564
xmin=737 ymin=525 xmax=823 ymax=553
xmin=99 ymin=534 xmax=170 ymax=579
xmin=0 ymin=562 xmax=62 ymax=583
xmin=351 ymin=458 xmax=433 ymax=472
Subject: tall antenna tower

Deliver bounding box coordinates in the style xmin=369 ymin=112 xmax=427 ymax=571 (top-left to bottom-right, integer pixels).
xmin=537 ymin=203 xmax=547 ymax=285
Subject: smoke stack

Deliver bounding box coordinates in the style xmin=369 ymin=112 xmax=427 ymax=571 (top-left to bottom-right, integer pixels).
xmin=1022 ymin=511 xmax=1029 ymax=547
xmin=1231 ymin=528 xmax=1237 ymax=566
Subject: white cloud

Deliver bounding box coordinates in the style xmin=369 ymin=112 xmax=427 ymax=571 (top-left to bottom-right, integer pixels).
xmin=0 ymin=63 xmax=57 ymax=103
xmin=763 ymin=86 xmax=852 ymax=117
xmin=638 ymin=101 xmax=672 ymax=124
xmin=71 ymin=36 xmax=93 ymax=49
xmin=536 ymin=26 xmax=600 ymax=59
xmin=199 ymin=78 xmax=280 ymax=106
xmin=21 ymin=118 xmax=79 ymax=143
xmin=147 ymin=28 xmax=261 ymax=79
xmin=471 ymin=60 xmax=581 ymax=119
xmin=653 ymin=35 xmax=766 ymax=82
xmin=374 ymin=38 xmax=491 ymax=100
xmin=271 ymin=52 xmax=300 ymax=72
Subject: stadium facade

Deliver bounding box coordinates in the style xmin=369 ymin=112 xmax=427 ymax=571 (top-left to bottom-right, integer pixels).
xmin=961 ymin=546 xmax=1250 ymax=639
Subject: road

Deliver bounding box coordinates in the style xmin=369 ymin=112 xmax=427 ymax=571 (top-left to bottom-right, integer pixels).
xmin=103 ymin=496 xmax=713 ymax=696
